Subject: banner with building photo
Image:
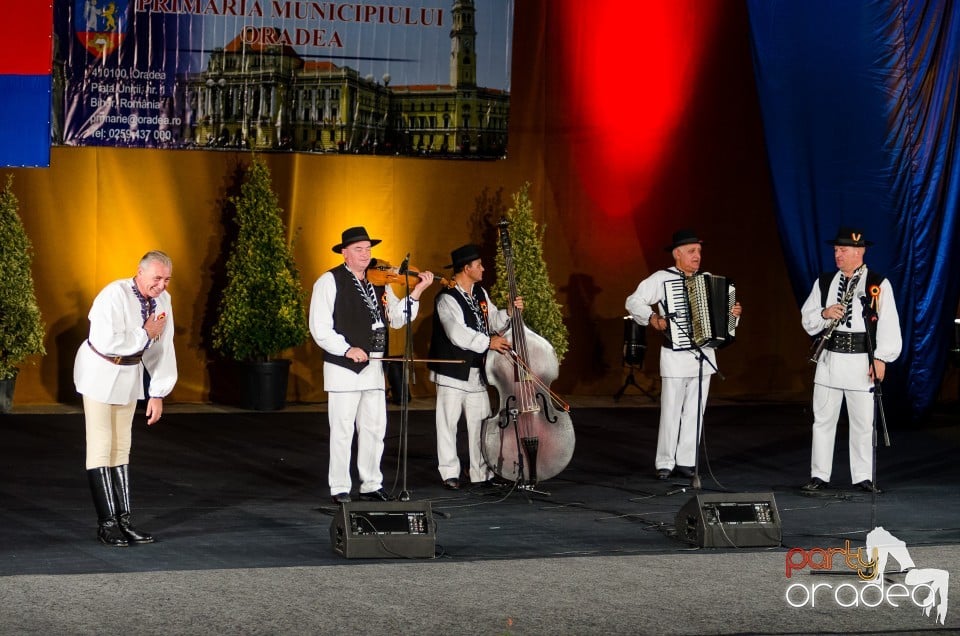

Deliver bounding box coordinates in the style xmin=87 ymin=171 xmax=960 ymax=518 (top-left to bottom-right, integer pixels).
xmin=53 ymin=0 xmax=513 ymax=158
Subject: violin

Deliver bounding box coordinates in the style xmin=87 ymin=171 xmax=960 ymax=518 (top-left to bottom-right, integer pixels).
xmin=366 ymin=259 xmax=454 ymax=289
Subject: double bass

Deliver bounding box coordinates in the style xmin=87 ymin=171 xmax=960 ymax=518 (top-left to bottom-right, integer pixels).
xmin=481 ymin=219 xmax=575 ymax=485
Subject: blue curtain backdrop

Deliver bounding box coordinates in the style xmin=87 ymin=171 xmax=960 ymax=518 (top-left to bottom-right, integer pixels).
xmin=747 ymin=0 xmax=960 ymax=418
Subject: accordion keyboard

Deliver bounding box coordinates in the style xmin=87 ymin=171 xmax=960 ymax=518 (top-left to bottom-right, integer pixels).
xmin=663 ymin=278 xmax=692 ymax=349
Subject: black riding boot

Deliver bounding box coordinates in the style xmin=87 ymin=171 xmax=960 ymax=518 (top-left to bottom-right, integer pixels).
xmin=87 ymin=467 xmax=128 ymax=547
xmin=110 ymin=464 xmax=154 ymax=544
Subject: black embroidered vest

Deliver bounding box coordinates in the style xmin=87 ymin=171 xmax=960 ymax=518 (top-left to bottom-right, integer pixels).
xmin=327 ymin=265 xmax=388 ymax=374
xmin=817 ymin=268 xmax=885 ymax=350
xmin=428 ymin=284 xmax=488 ymax=381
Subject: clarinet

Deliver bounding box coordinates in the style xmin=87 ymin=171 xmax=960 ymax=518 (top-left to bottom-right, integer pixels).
xmin=809 ymin=264 xmax=865 ymax=364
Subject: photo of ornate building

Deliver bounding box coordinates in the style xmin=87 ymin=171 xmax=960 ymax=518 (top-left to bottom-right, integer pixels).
xmin=184 ymin=0 xmax=510 ymax=157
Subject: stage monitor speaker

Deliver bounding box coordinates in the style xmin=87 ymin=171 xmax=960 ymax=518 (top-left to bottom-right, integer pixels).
xmin=675 ymin=492 xmax=781 ymax=548
xmin=330 ymin=500 xmax=436 ymax=559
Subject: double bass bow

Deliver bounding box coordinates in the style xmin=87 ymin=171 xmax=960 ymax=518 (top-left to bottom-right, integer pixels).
xmin=481 ymin=219 xmax=575 ymax=487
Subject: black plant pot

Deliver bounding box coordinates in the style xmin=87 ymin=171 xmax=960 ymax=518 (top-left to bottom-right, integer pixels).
xmin=0 ymin=375 xmax=15 ymax=414
xmin=239 ymin=359 xmax=291 ymax=411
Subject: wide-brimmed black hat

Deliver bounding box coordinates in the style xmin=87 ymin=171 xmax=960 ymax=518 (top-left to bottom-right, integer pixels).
xmin=332 ymin=226 xmax=381 ymax=253
xmin=826 ymin=226 xmax=873 ymax=247
xmin=445 ymin=243 xmax=482 ymax=269
xmin=665 ymin=229 xmax=703 ymax=251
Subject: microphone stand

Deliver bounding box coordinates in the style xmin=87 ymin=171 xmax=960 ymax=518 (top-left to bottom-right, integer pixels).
xmin=398 ymin=254 xmax=414 ymax=502
xmin=861 ymin=296 xmax=890 ymax=529
xmin=814 ymin=299 xmax=892 ymax=580
xmin=661 ymin=267 xmax=725 ymax=492
xmin=664 ymin=312 xmax=722 ymax=490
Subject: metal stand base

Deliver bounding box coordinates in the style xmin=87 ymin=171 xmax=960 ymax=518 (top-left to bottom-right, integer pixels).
xmin=613 ymin=366 xmax=658 ymax=402
xmin=517 ymin=482 xmax=551 ymax=497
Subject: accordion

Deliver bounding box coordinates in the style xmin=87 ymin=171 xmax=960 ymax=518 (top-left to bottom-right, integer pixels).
xmin=663 ymin=274 xmax=736 ymax=351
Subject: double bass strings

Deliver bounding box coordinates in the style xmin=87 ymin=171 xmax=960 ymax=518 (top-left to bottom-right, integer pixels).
xmin=506 ymin=349 xmax=570 ymax=412
xmin=502 ymin=257 xmax=539 ymax=419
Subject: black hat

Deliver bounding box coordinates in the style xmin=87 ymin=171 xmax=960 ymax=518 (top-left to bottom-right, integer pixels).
xmin=665 ymin=229 xmax=703 ymax=251
xmin=826 ymin=226 xmax=873 ymax=247
xmin=445 ymin=243 xmax=482 ymax=269
xmin=332 ymin=226 xmax=381 ymax=253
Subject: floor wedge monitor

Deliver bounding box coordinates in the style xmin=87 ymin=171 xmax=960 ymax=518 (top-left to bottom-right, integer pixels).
xmin=330 ymin=500 xmax=436 ymax=559
xmin=675 ymin=492 xmax=781 ymax=548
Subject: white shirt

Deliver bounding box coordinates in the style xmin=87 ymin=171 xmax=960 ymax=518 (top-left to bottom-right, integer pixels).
xmin=800 ymin=267 xmax=902 ymax=391
xmin=73 ymin=278 xmax=178 ymax=404
xmin=309 ymin=269 xmax=420 ymax=392
xmin=430 ymin=285 xmax=511 ymax=392
xmin=625 ymin=268 xmax=719 ymax=378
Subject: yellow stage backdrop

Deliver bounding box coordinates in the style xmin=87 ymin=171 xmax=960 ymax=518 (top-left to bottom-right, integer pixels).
xmin=6 ymin=1 xmax=822 ymax=406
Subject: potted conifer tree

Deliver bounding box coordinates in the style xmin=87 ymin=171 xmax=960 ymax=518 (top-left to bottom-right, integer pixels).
xmin=211 ymin=157 xmax=308 ymax=410
xmin=486 ymin=182 xmax=574 ymax=482
xmin=490 ymin=182 xmax=569 ymax=361
xmin=0 ymin=175 xmax=46 ymax=413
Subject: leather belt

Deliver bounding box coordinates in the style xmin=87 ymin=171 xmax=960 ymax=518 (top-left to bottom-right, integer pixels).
xmin=826 ymin=331 xmax=869 ymax=354
xmin=87 ymin=340 xmax=143 ymax=366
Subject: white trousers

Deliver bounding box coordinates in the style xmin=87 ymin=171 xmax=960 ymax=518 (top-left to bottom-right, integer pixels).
xmin=327 ymin=389 xmax=387 ymax=496
xmin=810 ymin=384 xmax=875 ymax=484
xmin=435 ymin=386 xmax=493 ymax=483
xmin=83 ymin=395 xmax=137 ymax=469
xmin=656 ymin=375 xmax=711 ymax=470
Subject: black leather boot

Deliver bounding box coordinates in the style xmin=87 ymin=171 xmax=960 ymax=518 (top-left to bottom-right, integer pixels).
xmin=87 ymin=467 xmax=128 ymax=547
xmin=110 ymin=465 xmax=154 ymax=544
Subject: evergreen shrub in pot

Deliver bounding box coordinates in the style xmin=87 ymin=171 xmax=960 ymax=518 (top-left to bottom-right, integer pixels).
xmin=211 ymin=157 xmax=308 ymax=410
xmin=0 ymin=175 xmax=46 ymax=412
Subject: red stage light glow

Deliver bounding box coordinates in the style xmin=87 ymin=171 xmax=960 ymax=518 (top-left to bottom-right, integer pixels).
xmin=557 ymin=1 xmax=721 ymax=219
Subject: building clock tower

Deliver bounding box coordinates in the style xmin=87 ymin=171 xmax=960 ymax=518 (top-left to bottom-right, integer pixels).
xmin=449 ymin=0 xmax=477 ymax=88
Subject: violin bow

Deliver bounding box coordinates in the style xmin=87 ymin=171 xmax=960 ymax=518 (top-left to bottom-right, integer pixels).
xmin=375 ymin=357 xmax=465 ymax=364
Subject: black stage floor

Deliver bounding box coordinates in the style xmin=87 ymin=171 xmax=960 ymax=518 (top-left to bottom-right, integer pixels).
xmin=1 ymin=400 xmax=958 ymax=576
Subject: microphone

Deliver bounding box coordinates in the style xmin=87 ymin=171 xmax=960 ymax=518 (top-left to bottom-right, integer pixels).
xmin=398 ymin=253 xmax=411 ymax=274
